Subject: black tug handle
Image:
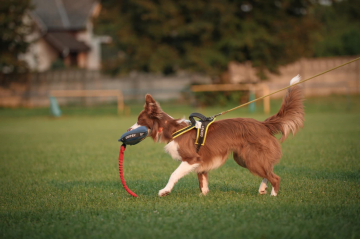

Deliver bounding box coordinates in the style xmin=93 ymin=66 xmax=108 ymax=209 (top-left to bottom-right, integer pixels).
xmin=189 ymin=113 xmax=208 ymax=125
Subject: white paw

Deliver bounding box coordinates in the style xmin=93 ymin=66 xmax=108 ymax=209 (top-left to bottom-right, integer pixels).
xmin=158 ymin=188 xmax=170 ymax=197
xmin=259 ymin=188 xmax=267 ymax=195
xmin=290 ymin=74 xmax=301 ymax=85
xmin=201 ymin=188 xmax=209 ymax=196
xmin=270 ymin=187 xmax=277 ymax=197
xmin=259 ymin=179 xmax=268 ymax=195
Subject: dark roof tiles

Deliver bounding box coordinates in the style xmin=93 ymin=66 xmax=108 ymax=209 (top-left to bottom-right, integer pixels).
xmin=44 ymin=32 xmax=90 ymax=53
xmin=31 ymin=0 xmax=97 ymax=30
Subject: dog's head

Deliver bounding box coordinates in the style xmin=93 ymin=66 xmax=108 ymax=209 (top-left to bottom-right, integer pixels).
xmin=128 ymin=94 xmax=165 ymax=141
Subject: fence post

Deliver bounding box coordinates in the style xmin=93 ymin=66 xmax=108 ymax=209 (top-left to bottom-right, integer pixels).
xmin=357 ymin=58 xmax=360 ymax=94
xmin=300 ymin=58 xmax=306 ymax=95
xmin=263 ymin=84 xmax=270 ymax=114
xmin=117 ymin=91 xmax=124 ymax=115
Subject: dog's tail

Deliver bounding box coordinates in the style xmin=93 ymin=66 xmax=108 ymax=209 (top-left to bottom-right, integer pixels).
xmin=262 ymin=75 xmax=304 ymax=142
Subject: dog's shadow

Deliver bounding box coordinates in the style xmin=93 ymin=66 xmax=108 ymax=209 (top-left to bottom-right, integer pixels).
xmin=210 ymin=182 xmax=257 ymax=195
xmin=47 ymin=179 xmax=172 ymax=197
xmin=48 ymin=180 xmax=122 ymax=191
xmin=47 ymin=179 xmax=259 ymax=197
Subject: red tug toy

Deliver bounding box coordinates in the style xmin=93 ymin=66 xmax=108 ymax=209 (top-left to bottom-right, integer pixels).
xmin=118 ymin=126 xmax=148 ymax=197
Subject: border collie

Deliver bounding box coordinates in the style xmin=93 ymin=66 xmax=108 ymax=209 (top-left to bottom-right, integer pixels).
xmin=128 ymin=75 xmax=304 ymax=197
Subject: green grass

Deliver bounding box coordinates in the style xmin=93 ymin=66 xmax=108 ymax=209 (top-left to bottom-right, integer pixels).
xmin=1 ymin=95 xmax=360 ymax=239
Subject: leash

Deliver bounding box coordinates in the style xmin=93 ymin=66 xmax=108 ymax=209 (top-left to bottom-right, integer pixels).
xmin=118 ymin=144 xmax=137 ymax=197
xmin=211 ymin=56 xmax=360 ymax=118
xmin=171 ymin=57 xmax=360 ymax=151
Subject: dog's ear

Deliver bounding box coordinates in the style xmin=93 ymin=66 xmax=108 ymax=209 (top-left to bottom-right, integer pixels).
xmin=145 ymin=94 xmax=155 ymax=104
xmin=150 ymin=120 xmax=160 ymax=142
xmin=144 ymin=94 xmax=162 ymax=119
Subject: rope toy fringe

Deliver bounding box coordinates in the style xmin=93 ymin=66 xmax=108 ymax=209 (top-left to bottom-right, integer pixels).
xmin=118 ymin=144 xmax=137 ymax=197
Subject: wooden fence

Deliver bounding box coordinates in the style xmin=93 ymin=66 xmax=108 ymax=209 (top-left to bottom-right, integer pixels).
xmin=0 ymin=56 xmax=359 ymax=108
xmin=229 ymin=56 xmax=360 ymax=97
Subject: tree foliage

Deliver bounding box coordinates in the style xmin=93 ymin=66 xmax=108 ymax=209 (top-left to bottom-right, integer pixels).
xmin=312 ymin=0 xmax=360 ymax=57
xmin=96 ymin=0 xmax=319 ymax=78
xmin=0 ymin=0 xmax=32 ymax=74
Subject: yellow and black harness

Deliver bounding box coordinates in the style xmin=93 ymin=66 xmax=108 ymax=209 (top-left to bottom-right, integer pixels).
xmin=172 ymin=113 xmax=215 ymax=152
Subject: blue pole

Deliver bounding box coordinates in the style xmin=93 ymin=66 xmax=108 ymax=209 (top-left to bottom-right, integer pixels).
xmin=248 ymin=91 xmax=256 ymax=113
xmin=49 ymin=96 xmax=62 ymax=117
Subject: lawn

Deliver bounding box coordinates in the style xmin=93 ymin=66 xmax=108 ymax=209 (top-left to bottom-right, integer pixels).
xmin=0 ymin=95 xmax=360 ymax=239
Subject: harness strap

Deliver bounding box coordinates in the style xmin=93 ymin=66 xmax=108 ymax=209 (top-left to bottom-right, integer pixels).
xmin=172 ymin=113 xmax=215 ymax=153
xmin=195 ymin=117 xmax=215 ymax=146
xmin=172 ymin=124 xmax=195 ymax=138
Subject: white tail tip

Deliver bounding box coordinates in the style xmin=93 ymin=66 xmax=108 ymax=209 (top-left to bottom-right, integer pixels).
xmin=290 ymin=74 xmax=301 ymax=85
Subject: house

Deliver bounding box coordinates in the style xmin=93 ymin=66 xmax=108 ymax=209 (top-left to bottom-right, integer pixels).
xmin=21 ymin=0 xmax=109 ymax=71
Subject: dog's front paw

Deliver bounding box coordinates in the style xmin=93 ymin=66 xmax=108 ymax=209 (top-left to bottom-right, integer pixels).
xmin=158 ymin=189 xmax=170 ymax=197
xmin=201 ymin=188 xmax=209 ymax=196
xmin=259 ymin=189 xmax=267 ymax=195
xmin=258 ymin=179 xmax=268 ymax=195
xmin=259 ymin=186 xmax=267 ymax=195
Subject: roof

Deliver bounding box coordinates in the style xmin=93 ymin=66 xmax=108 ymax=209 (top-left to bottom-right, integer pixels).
xmin=31 ymin=0 xmax=98 ymax=31
xmin=44 ymin=32 xmax=90 ymax=54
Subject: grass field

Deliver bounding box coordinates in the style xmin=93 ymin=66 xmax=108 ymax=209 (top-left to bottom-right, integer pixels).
xmin=1 ymin=95 xmax=360 ymax=239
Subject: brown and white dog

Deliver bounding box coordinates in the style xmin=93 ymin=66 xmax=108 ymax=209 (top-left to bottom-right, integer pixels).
xmin=128 ymin=75 xmax=304 ymax=197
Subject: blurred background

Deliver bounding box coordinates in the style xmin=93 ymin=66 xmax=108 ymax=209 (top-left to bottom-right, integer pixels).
xmin=1 ymin=0 xmax=360 ymax=115
xmin=2 ymin=2 xmax=360 ymax=238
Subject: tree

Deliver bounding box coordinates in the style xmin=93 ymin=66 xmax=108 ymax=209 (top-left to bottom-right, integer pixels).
xmin=312 ymin=0 xmax=360 ymax=57
xmin=95 ymin=0 xmax=319 ymax=78
xmin=0 ymin=0 xmax=32 ymax=74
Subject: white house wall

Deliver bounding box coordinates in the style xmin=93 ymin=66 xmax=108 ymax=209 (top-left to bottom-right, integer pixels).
xmin=21 ymin=34 xmax=58 ymax=72
xmin=86 ymin=36 xmax=101 ymax=70
xmin=36 ymin=38 xmax=59 ymax=71
xmin=76 ymin=20 xmax=101 ymax=70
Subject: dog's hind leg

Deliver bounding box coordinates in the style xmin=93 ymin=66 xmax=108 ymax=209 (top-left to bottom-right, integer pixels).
xmin=240 ymin=153 xmax=280 ymax=196
xmin=268 ymin=172 xmax=280 ymax=196
xmin=234 ymin=152 xmax=268 ymax=195
xmin=250 ymin=167 xmax=280 ymax=196
xmin=233 ymin=152 xmax=247 ymax=168
xmin=258 ymin=178 xmax=268 ymax=194
xmin=197 ymin=172 xmax=209 ymax=196
xmin=267 ymin=172 xmax=280 ymax=196
xmin=159 ymin=161 xmax=199 ymax=197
